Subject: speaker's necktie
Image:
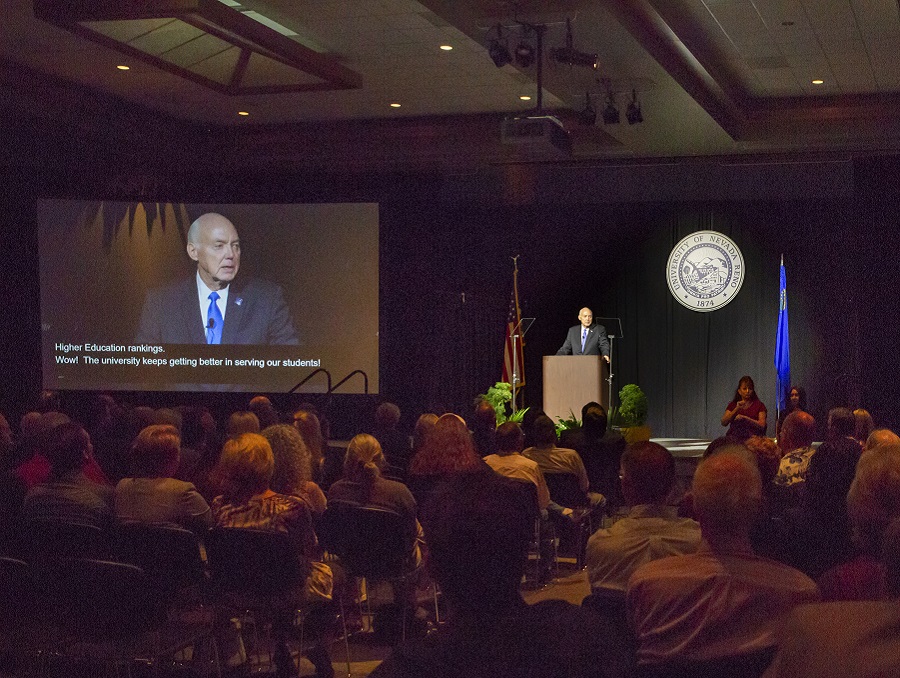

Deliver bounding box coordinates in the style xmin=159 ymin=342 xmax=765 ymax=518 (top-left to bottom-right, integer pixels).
xmin=206 ymin=292 xmax=224 ymax=344
xmin=581 ymin=328 xmax=587 ymax=352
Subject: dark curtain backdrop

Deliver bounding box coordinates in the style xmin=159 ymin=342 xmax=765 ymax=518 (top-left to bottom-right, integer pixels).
xmin=2 ymin=170 xmax=893 ymax=439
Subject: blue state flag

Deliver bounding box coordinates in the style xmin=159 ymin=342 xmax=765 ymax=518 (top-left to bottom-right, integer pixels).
xmin=774 ymin=256 xmax=790 ymax=412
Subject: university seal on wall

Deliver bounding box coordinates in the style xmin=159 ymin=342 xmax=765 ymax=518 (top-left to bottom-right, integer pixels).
xmin=666 ymin=231 xmax=744 ymax=312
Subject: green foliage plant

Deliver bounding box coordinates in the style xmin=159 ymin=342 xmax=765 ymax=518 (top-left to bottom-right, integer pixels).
xmin=617 ymin=384 xmax=648 ymax=427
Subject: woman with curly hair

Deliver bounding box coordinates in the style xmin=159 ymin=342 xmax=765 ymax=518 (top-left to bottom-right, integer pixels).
xmin=407 ymin=414 xmax=484 ymax=508
xmin=261 ymin=424 xmax=327 ymax=515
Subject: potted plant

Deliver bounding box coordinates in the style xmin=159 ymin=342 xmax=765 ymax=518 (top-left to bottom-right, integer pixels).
xmin=616 ymin=383 xmax=650 ymax=444
xmin=477 ymin=382 xmax=529 ymax=425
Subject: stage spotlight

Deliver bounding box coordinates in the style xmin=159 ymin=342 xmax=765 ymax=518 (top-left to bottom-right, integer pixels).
xmin=515 ymin=41 xmax=535 ymax=67
xmin=487 ymin=24 xmax=512 ymax=67
xmin=578 ymin=92 xmax=597 ymax=126
xmin=602 ymin=95 xmax=620 ymax=125
xmin=626 ymin=89 xmax=643 ymax=124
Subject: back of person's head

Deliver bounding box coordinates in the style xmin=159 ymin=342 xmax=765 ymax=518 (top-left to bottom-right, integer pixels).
xmin=412 ymin=413 xmax=438 ymax=452
xmin=581 ymin=401 xmax=608 ymax=439
xmin=343 ymin=433 xmax=384 ymax=486
xmin=745 ymin=435 xmax=782 ymax=485
xmin=620 ymin=441 xmax=675 ymax=505
xmin=409 ymin=413 xmax=480 ymax=476
xmin=692 ymin=449 xmax=761 ymax=543
xmin=178 ymin=406 xmax=213 ymax=448
xmin=36 ymin=390 xmax=61 ymax=413
xmin=374 ymin=402 xmax=401 ymax=431
xmin=779 ymin=410 xmax=816 ymax=454
xmin=422 ymin=470 xmax=533 ymax=615
xmin=0 ymin=413 xmax=11 ymax=462
xmin=853 ymin=408 xmax=875 ymax=443
xmin=214 ymin=433 xmax=274 ymax=504
xmin=532 ymin=415 xmax=558 ymax=447
xmin=494 ymin=422 xmax=524 ymax=455
xmin=46 ymin=422 xmax=91 ymax=477
xmin=154 ymin=407 xmax=182 ymax=432
xmin=828 ymin=407 xmax=856 ymax=439
xmin=848 ymin=445 xmax=900 ymax=556
xmin=804 ymin=436 xmax=860 ymax=515
xmin=472 ymin=399 xmax=498 ymax=431
xmin=227 ymin=411 xmax=260 ymax=438
xmin=702 ymin=435 xmax=739 ymax=458
xmin=865 ymin=428 xmax=900 ymax=452
xmin=261 ymin=423 xmax=312 ymax=495
xmin=292 ymin=409 xmax=324 ymax=470
xmin=248 ymin=396 xmax=279 ymax=430
xmin=130 ymin=424 xmax=181 ymax=478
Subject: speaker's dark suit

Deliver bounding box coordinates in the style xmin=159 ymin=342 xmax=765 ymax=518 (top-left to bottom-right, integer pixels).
xmin=135 ymin=276 xmax=299 ymax=345
xmin=556 ymin=324 xmax=609 ymax=357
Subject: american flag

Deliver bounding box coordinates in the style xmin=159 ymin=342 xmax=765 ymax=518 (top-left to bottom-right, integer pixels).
xmin=502 ymin=257 xmax=524 ymax=390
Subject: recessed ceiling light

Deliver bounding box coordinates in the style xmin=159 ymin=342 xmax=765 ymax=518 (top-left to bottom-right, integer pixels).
xmin=238 ymin=111 xmax=250 ymax=116
xmin=519 ymin=95 xmax=532 ymax=101
xmin=440 ymin=45 xmax=453 ymax=51
xmin=390 ymin=103 xmax=401 ymax=108
xmin=116 ymin=65 xmax=130 ymax=70
xmin=812 ymin=79 xmax=824 ymax=85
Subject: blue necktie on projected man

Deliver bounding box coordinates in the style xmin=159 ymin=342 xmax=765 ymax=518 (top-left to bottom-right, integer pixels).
xmin=774 ymin=256 xmax=790 ymax=413
xmin=207 ymin=291 xmax=224 ymax=345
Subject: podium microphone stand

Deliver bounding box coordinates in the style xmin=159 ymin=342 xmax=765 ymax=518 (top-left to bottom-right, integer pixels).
xmin=597 ymin=317 xmax=623 ymax=412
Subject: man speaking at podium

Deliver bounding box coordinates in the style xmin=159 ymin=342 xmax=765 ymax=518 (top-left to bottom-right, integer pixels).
xmin=556 ymin=307 xmax=610 ymax=362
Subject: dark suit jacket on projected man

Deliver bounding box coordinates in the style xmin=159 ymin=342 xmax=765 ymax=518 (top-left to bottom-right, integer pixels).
xmin=556 ymin=307 xmax=610 ymax=359
xmin=135 ymin=212 xmax=299 ymax=345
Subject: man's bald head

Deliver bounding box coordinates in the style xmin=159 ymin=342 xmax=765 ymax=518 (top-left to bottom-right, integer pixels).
xmin=578 ymin=307 xmax=593 ymax=328
xmin=692 ymin=449 xmax=761 ymax=543
xmin=186 ymin=212 xmax=241 ymax=290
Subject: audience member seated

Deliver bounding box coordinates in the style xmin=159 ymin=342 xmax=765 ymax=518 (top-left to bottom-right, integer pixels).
xmin=763 ymin=516 xmax=900 ymax=678
xmin=774 ymin=385 xmax=807 ymax=440
xmin=780 ymin=408 xmax=861 ymax=578
xmin=773 ymin=411 xmax=817 ymax=488
xmin=22 ymin=422 xmax=114 ymax=529
xmin=817 ymin=444 xmax=900 ymax=601
xmin=226 ymin=411 xmax=260 ymax=438
xmin=114 ymin=424 xmax=212 ymax=535
xmin=211 ymin=432 xmax=334 ymax=678
xmin=328 ymin=433 xmax=424 ymax=572
xmin=484 ymin=422 xmax=550 ymax=513
xmin=523 ymin=415 xmax=605 ymax=512
xmin=470 ymin=398 xmax=498 ymax=458
xmin=173 ymin=405 xmax=216 ymax=482
xmin=0 ymin=413 xmax=25 ymax=526
xmin=370 ymin=467 xmax=615 ymax=678
xmin=411 ymin=413 xmax=437 ymax=467
xmin=373 ymin=402 xmax=411 ymax=475
xmin=863 ymin=428 xmax=900 ymax=451
xmin=293 ymin=409 xmax=338 ymax=490
xmin=745 ymin=435 xmax=785 ymax=557
xmin=852 ymin=408 xmax=874 ymax=445
xmin=15 ymin=411 xmax=109 ymax=489
xmin=262 ymin=424 xmax=327 ymax=515
xmin=627 ymin=449 xmax=818 ymax=672
xmin=407 ymin=414 xmax=485 ymax=508
xmin=248 ymin=395 xmax=280 ymax=430
xmin=577 ymin=402 xmax=626 ymax=513
xmin=587 ymin=441 xmax=700 ymax=594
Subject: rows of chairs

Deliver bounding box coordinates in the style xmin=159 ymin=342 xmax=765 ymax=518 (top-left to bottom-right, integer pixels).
xmin=0 ymin=503 xmax=430 ymax=678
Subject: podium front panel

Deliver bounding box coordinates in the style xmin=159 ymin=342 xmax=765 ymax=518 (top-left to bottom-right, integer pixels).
xmin=542 ymin=356 xmax=608 ymax=423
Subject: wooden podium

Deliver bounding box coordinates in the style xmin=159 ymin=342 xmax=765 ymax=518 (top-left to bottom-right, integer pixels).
xmin=543 ymin=355 xmax=609 ymax=423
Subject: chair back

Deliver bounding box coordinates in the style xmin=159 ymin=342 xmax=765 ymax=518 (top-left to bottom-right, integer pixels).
xmin=24 ymin=519 xmax=109 ymax=560
xmin=114 ymin=523 xmax=206 ymax=597
xmin=319 ymin=502 xmax=413 ymax=580
xmin=205 ymin=527 xmax=308 ymax=598
xmin=544 ymin=472 xmax=588 ymax=508
xmin=37 ymin=558 xmax=164 ymax=640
